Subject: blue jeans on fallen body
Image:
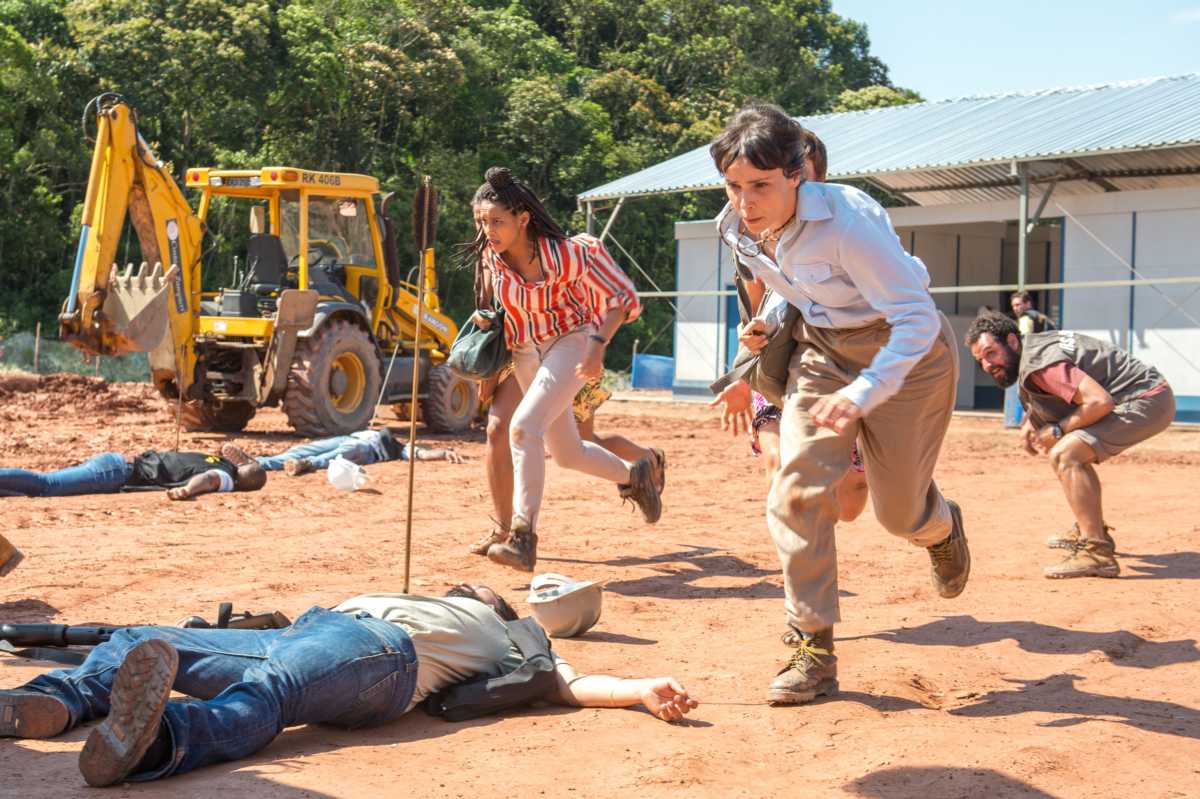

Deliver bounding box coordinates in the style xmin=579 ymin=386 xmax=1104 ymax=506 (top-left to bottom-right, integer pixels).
xmin=255 ymin=436 xmax=380 ymax=472
xmin=22 ymin=607 xmax=418 ymax=781
xmin=0 ymin=452 xmax=132 ymax=497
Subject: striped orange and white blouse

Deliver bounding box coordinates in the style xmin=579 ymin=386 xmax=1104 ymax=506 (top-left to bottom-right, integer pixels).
xmin=484 ymin=233 xmax=641 ymax=347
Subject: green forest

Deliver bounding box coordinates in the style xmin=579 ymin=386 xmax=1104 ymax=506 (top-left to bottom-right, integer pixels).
xmin=0 ymin=0 xmax=918 ymax=367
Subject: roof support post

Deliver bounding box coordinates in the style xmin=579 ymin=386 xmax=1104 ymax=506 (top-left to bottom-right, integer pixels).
xmin=1015 ymin=161 xmax=1029 ymax=291
xmin=599 ymin=197 xmax=625 ymax=242
xmin=1028 ymin=177 xmax=1058 ymax=233
xmin=585 ymin=201 xmax=595 ymax=236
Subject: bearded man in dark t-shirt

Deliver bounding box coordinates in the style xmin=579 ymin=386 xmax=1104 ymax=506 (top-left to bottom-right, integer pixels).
xmin=965 ymin=312 xmax=1175 ymax=579
xmin=0 ymin=446 xmax=266 ymax=501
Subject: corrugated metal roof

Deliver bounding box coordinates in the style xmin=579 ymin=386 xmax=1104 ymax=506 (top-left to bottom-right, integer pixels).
xmin=578 ymin=74 xmax=1200 ymax=204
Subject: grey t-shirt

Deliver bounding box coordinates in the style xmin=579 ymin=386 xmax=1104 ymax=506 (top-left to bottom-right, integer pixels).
xmin=332 ymin=594 xmax=524 ymax=711
xmin=1017 ymin=331 xmax=1164 ymax=425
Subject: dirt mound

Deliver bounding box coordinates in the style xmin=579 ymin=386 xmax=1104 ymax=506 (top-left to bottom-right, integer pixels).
xmin=0 ymin=372 xmax=160 ymax=415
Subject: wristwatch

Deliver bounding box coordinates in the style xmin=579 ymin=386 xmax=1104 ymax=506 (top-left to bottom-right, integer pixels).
xmin=1050 ymin=423 xmax=1064 ymax=440
xmin=589 ymin=334 xmax=609 ymax=345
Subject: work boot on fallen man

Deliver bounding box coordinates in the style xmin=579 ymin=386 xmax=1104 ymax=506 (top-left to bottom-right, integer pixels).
xmin=0 ymin=534 xmax=22 ymax=577
xmin=0 ymin=690 xmax=69 ymax=739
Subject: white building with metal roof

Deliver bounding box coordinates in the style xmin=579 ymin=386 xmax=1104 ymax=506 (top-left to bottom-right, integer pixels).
xmin=579 ymin=74 xmax=1200 ymax=419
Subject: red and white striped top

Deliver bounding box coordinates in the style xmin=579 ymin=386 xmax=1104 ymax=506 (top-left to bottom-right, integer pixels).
xmin=485 ymin=233 xmax=641 ymax=347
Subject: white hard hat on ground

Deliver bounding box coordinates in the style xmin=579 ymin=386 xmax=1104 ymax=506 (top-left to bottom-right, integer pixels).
xmin=527 ymin=573 xmax=602 ymax=638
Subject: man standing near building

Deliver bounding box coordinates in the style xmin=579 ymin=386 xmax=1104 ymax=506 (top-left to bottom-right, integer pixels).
xmin=966 ymin=312 xmax=1175 ymax=578
xmin=1003 ymin=291 xmax=1058 ymax=427
xmin=1010 ymin=291 xmax=1058 ymax=336
xmin=707 ymin=103 xmax=969 ymax=707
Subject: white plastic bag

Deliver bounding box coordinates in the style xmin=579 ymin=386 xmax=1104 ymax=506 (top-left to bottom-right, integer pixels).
xmin=327 ymin=456 xmax=369 ymax=492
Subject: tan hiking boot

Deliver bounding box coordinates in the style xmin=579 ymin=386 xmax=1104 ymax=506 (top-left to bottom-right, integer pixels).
xmin=0 ymin=690 xmax=69 ymax=738
xmin=927 ymin=500 xmax=970 ymax=598
xmin=79 ymin=638 xmax=179 ymax=787
xmin=1044 ymin=538 xmax=1120 ymax=579
xmin=0 ymin=535 xmax=22 ymax=577
xmin=469 ymin=527 xmax=509 ymax=557
xmin=768 ymin=627 xmax=838 ymax=705
xmin=487 ymin=517 xmax=538 ymax=572
xmin=619 ymin=455 xmax=663 ymax=523
xmin=1047 ymin=523 xmax=1115 ymax=550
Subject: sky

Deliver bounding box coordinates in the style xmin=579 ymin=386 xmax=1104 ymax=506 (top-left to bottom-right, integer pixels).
xmin=831 ymin=1 xmax=1200 ymax=100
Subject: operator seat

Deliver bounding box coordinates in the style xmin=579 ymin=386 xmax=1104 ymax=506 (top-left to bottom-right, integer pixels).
xmin=245 ymin=234 xmax=287 ymax=289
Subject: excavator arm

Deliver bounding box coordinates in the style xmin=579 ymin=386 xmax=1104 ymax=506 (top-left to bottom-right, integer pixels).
xmin=58 ymin=95 xmax=202 ymax=398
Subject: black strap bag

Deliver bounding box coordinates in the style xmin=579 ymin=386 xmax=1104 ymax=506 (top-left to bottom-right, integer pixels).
xmin=422 ymin=617 xmax=558 ymax=722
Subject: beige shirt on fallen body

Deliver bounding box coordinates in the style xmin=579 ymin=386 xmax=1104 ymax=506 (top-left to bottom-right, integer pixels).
xmin=332 ymin=594 xmax=526 ymax=711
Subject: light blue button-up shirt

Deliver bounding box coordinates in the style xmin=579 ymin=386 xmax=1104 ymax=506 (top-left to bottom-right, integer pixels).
xmin=718 ymin=181 xmax=941 ymax=415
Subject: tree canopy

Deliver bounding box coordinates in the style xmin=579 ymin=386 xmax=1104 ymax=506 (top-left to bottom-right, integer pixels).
xmin=0 ymin=0 xmax=919 ymax=365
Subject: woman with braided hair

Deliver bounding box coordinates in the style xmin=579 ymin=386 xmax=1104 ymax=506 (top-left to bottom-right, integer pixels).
xmin=463 ymin=167 xmax=664 ymax=572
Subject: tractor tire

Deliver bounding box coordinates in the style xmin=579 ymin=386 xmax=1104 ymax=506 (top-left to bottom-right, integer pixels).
xmin=421 ymin=364 xmax=478 ymax=433
xmin=177 ymin=399 xmax=257 ymax=433
xmin=283 ymin=319 xmax=382 ymax=436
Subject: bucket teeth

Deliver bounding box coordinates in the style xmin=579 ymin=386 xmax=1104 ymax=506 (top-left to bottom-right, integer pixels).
xmin=101 ymin=261 xmax=172 ymax=354
xmin=109 ymin=262 xmax=167 ymax=294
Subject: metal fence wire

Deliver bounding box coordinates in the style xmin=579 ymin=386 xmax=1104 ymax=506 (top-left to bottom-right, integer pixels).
xmin=0 ymin=329 xmax=150 ymax=382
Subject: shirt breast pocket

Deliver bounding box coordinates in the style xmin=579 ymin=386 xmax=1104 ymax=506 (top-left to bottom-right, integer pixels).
xmin=788 ymin=262 xmax=860 ymax=307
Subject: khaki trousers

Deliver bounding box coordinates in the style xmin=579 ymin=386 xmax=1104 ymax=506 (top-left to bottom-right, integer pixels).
xmin=770 ymin=313 xmax=959 ymax=632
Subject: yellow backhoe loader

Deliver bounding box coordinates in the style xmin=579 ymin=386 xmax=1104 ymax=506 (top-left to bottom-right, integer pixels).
xmin=58 ymin=94 xmax=476 ymax=435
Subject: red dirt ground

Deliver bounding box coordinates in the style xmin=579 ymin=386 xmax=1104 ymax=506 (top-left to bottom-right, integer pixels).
xmin=2 ymin=373 xmax=1198 ymax=798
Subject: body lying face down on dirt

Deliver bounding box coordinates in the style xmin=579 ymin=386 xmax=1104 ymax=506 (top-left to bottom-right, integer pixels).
xmin=0 ymin=446 xmax=266 ymax=501
xmin=0 ymin=584 xmax=697 ymax=787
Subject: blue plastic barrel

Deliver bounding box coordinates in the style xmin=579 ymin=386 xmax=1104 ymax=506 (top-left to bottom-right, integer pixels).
xmin=1003 ymin=383 xmax=1024 ymax=428
xmin=631 ymin=354 xmax=675 ymax=390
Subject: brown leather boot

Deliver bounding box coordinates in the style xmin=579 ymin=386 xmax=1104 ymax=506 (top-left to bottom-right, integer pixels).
xmin=0 ymin=690 xmax=69 ymax=738
xmin=649 ymin=447 xmax=667 ymax=492
xmin=767 ymin=627 xmax=838 ymax=705
xmin=0 ymin=535 xmax=22 ymax=577
xmin=79 ymin=639 xmax=179 ymax=787
xmin=618 ymin=455 xmax=663 ymax=523
xmin=927 ymin=500 xmax=970 ymax=598
xmin=487 ymin=517 xmax=538 ymax=572
xmin=1044 ymin=537 xmax=1120 ymax=579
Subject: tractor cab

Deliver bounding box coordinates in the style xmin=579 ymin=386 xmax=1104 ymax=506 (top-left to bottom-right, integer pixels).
xmin=185 ymin=168 xmax=389 ymax=330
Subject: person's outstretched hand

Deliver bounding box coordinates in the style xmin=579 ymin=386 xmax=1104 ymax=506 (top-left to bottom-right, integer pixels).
xmin=639 ymin=678 xmax=699 ymax=723
xmin=708 ymin=379 xmax=753 ymax=437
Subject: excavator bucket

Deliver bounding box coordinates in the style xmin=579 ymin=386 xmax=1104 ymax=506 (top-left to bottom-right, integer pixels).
xmin=99 ymin=262 xmax=175 ymax=354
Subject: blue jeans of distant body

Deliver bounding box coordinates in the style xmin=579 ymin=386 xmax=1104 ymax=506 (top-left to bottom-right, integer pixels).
xmin=0 ymin=452 xmax=132 ymax=497
xmin=255 ymin=436 xmax=380 ymax=471
xmin=23 ymin=607 xmax=418 ymax=781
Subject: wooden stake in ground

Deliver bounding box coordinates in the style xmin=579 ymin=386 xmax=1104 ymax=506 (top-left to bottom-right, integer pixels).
xmin=403 ymin=176 xmax=437 ymax=593
xmin=33 ymin=322 xmax=41 ymax=373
